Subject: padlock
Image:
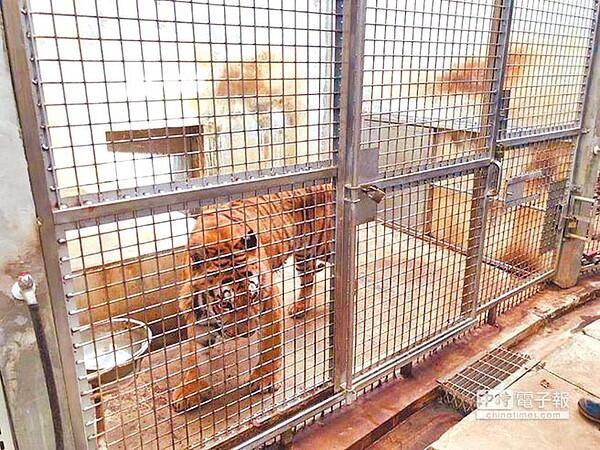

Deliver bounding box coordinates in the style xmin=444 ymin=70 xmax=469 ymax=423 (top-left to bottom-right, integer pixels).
xmin=361 ymin=184 xmax=385 ymax=203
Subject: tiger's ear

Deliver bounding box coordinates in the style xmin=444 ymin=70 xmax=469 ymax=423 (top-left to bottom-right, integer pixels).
xmin=241 ymin=230 xmax=258 ymax=250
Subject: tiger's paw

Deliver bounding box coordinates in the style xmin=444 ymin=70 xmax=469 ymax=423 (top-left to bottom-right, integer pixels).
xmin=288 ymin=300 xmax=308 ymax=318
xmin=249 ymin=370 xmax=281 ymax=394
xmin=171 ymin=381 xmax=210 ymax=413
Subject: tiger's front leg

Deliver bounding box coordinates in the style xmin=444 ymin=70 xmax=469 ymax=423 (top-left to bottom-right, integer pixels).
xmin=172 ymin=282 xmax=212 ymax=413
xmin=171 ymin=329 xmax=211 ymax=413
xmin=249 ymin=284 xmax=282 ymax=393
xmin=288 ymin=256 xmax=317 ymax=317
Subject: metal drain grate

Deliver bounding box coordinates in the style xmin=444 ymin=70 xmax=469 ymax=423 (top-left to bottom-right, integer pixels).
xmin=439 ymin=347 xmax=536 ymax=414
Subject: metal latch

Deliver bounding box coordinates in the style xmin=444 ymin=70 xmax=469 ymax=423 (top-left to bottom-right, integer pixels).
xmin=564 ymin=218 xmax=589 ymax=242
xmin=354 ymin=147 xmax=384 ymax=224
xmin=563 ymin=194 xmax=596 ymax=242
xmin=352 ymin=182 xmax=386 ymax=224
xmin=504 ymin=170 xmax=544 ymax=207
xmin=361 ymin=184 xmax=385 ymax=204
xmin=487 ymin=159 xmax=503 ymax=197
xmin=540 ymin=180 xmax=567 ymax=253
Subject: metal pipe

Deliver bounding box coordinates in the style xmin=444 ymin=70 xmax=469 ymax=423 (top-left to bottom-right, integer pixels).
xmin=373 ymin=158 xmax=491 ymax=189
xmin=58 ymin=161 xmax=334 ymax=209
xmin=53 ymin=166 xmax=337 ymax=225
xmin=12 ymin=273 xmax=64 ymax=450
xmin=2 ymin=1 xmax=89 ymax=446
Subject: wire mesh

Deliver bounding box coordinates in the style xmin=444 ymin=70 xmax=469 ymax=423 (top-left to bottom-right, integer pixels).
xmin=478 ymin=139 xmax=574 ymax=307
xmin=13 ymin=0 xmax=600 ymax=446
xmin=428 ymin=139 xmax=574 ymax=314
xmin=499 ymin=0 xmax=597 ymax=139
xmin=353 ymin=168 xmax=486 ymax=376
xmin=351 ymin=0 xmax=594 ymax=380
xmin=27 ymin=0 xmax=339 ymax=207
xmin=361 ymin=0 xmax=500 ymax=176
xmin=493 ymin=281 xmax=544 ymax=317
xmin=60 ymin=179 xmax=335 ymax=448
xmin=354 ymin=0 xmax=503 ymax=378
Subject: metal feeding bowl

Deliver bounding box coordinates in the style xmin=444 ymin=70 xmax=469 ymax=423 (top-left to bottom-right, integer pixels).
xmin=81 ymin=318 xmax=152 ymax=386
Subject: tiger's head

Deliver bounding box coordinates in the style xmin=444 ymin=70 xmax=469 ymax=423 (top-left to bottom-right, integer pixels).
xmin=185 ymin=215 xmax=263 ymax=341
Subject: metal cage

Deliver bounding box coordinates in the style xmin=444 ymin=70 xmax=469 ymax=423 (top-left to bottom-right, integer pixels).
xmin=2 ymin=0 xmax=599 ymax=448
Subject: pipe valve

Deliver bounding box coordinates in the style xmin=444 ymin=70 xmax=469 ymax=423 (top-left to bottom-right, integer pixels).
xmin=12 ymin=271 xmax=38 ymax=305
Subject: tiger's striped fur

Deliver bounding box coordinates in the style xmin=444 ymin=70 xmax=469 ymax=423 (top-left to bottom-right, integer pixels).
xmin=172 ymin=183 xmax=333 ymax=412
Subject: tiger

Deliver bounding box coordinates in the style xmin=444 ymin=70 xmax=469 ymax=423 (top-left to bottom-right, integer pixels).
xmin=172 ymin=183 xmax=333 ymax=412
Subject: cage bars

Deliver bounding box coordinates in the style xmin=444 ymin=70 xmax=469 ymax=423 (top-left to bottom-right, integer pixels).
xmin=3 ymin=0 xmax=599 ymax=448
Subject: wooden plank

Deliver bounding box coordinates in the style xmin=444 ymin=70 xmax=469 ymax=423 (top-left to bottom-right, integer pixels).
xmin=105 ymin=125 xmax=201 ymax=155
xmin=105 ymin=124 xmax=205 ymax=178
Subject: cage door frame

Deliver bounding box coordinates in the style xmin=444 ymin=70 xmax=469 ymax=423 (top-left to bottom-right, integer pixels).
xmin=339 ymin=0 xmax=518 ymax=391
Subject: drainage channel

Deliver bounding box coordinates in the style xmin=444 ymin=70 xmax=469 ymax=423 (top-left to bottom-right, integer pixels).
xmin=439 ymin=347 xmax=537 ymax=414
xmin=364 ymin=347 xmax=536 ymax=450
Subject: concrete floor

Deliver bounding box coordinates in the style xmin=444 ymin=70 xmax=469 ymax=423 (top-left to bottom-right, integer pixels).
xmin=429 ymin=318 xmax=600 ymax=450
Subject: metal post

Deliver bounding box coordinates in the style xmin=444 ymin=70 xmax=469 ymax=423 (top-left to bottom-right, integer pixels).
xmin=333 ymin=0 xmax=367 ymax=398
xmin=461 ymin=0 xmax=515 ymax=318
xmin=554 ymin=6 xmax=600 ymax=288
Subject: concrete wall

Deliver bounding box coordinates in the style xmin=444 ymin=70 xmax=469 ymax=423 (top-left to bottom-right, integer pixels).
xmin=0 ymin=10 xmax=74 ymax=450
